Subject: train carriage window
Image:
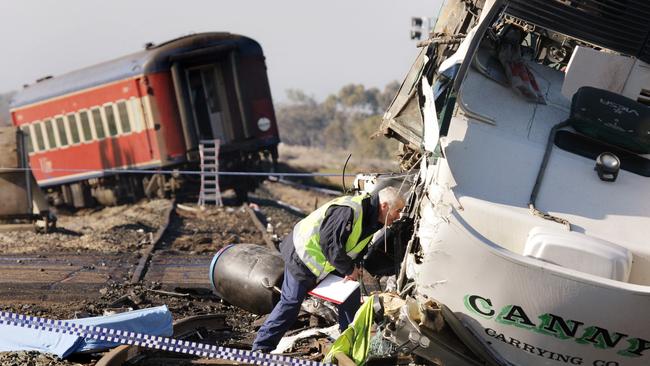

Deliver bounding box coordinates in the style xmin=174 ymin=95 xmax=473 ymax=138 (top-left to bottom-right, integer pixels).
xmin=67 ymin=114 xmax=80 ymax=144
xmin=55 ymin=117 xmax=68 ymax=147
xmin=104 ymin=105 xmax=118 ymax=136
xmin=44 ymin=119 xmax=56 ymax=149
xmin=91 ymin=108 xmax=105 ymax=139
xmin=33 ymin=123 xmax=45 ymax=151
xmin=117 ymin=101 xmax=131 ymax=133
xmin=79 ymin=111 xmax=93 ymax=141
xmin=21 ymin=126 xmax=33 ymax=154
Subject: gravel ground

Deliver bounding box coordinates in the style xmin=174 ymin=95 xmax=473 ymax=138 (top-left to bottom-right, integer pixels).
xmin=0 ymin=351 xmax=86 ymax=366
xmin=0 ymin=199 xmax=171 ymax=254
xmin=250 ymin=181 xmax=330 ymax=239
xmin=255 ymin=180 xmax=334 ymax=214
xmin=165 ymin=204 xmax=263 ymax=254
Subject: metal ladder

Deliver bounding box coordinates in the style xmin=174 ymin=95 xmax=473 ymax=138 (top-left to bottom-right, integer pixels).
xmin=198 ymin=139 xmax=223 ymax=207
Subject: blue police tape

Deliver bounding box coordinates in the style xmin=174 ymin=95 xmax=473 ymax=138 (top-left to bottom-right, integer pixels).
xmin=0 ymin=311 xmax=333 ymax=366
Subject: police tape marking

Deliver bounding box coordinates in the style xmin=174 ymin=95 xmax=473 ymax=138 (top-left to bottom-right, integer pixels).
xmin=0 ymin=311 xmax=332 ymax=366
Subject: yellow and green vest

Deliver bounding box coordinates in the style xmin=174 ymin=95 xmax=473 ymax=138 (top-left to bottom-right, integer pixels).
xmin=293 ymin=194 xmax=373 ymax=281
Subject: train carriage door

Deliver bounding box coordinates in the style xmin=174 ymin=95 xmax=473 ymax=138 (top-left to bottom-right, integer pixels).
xmin=186 ymin=65 xmax=234 ymax=143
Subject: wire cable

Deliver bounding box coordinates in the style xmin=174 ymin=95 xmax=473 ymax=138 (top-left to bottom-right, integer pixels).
xmin=0 ymin=166 xmax=361 ymax=177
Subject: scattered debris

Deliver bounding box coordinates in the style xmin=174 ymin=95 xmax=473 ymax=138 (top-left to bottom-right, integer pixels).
xmin=274 ymin=325 xmax=340 ymax=354
xmin=0 ymin=306 xmax=172 ymax=358
xmin=0 ymin=182 xmax=345 ymax=365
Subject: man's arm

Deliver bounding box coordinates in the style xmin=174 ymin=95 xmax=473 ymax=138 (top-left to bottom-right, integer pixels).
xmin=319 ymin=205 xmax=355 ymax=275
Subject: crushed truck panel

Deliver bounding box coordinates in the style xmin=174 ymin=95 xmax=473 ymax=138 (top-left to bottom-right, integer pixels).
xmin=379 ymin=0 xmax=650 ymax=365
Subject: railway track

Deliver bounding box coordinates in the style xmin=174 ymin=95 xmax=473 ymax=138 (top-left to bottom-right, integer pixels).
xmin=0 ymin=180 xmax=334 ymax=365
xmin=94 ymin=188 xmax=312 ymax=365
xmin=0 ymin=193 xmax=282 ymax=305
xmin=130 ymin=199 xmax=176 ymax=284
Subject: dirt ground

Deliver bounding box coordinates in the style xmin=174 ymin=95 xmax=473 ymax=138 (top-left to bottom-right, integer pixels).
xmin=255 ymin=180 xmax=334 ymax=215
xmin=0 ymin=180 xmax=333 ymax=365
xmin=0 ymin=199 xmax=171 ymax=254
xmin=164 ymin=204 xmax=264 ymax=254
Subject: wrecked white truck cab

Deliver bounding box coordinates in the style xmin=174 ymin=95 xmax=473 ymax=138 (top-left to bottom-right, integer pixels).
xmin=379 ymin=0 xmax=650 ymax=365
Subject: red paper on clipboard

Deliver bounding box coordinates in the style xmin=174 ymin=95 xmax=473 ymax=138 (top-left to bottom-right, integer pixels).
xmin=308 ymin=274 xmax=360 ymax=304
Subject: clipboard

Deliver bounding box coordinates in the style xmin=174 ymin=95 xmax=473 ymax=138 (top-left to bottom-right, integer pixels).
xmin=307 ymin=274 xmax=360 ymax=304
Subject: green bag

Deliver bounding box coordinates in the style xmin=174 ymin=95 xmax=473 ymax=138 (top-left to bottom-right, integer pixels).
xmin=325 ymin=296 xmax=375 ymax=366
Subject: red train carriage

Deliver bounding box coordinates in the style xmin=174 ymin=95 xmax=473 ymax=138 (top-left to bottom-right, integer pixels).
xmin=10 ymin=33 xmax=279 ymax=206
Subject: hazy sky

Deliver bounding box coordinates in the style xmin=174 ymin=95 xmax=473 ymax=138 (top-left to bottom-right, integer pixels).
xmin=0 ymin=0 xmax=441 ymax=102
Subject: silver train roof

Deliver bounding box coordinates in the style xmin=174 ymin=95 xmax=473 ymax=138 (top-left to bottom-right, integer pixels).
xmin=11 ymin=32 xmax=261 ymax=108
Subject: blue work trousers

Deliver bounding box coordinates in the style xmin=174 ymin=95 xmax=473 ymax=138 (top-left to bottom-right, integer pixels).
xmin=252 ymin=267 xmax=361 ymax=352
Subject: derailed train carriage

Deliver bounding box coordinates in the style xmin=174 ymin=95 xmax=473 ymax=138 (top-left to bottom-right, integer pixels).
xmin=10 ymin=33 xmax=279 ymax=207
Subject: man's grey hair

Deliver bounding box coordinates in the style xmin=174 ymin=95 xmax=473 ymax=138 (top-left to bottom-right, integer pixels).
xmin=378 ymin=186 xmax=405 ymax=209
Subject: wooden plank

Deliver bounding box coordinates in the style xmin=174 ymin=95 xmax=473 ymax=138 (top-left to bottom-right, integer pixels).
xmin=143 ymin=253 xmax=213 ymax=289
xmin=0 ymin=253 xmax=133 ymax=303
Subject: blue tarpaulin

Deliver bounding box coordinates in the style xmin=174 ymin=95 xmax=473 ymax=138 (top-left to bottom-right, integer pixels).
xmin=0 ymin=305 xmax=173 ymax=358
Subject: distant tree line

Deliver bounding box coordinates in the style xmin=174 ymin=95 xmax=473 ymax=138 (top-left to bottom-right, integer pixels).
xmin=0 ymin=92 xmax=15 ymax=126
xmin=276 ymin=82 xmax=400 ymax=159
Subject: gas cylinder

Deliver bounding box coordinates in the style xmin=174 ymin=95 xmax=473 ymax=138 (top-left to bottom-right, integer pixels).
xmin=209 ymin=244 xmax=284 ymax=314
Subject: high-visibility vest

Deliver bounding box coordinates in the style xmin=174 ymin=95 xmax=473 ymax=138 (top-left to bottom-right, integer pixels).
xmin=293 ymin=194 xmax=373 ymax=281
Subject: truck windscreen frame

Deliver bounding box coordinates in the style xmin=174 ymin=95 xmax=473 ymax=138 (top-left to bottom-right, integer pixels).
xmin=505 ymin=0 xmax=650 ymax=63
